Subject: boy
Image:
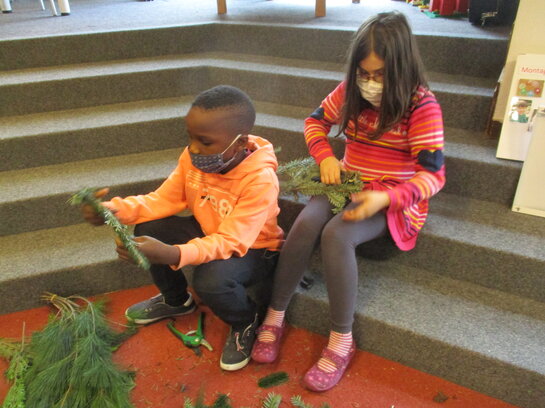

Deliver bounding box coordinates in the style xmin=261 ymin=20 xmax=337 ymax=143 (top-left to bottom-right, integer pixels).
xmin=82 ymin=85 xmax=284 ymax=371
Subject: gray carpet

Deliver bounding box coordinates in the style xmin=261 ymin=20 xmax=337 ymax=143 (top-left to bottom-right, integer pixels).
xmin=1 ymin=0 xmax=510 ymax=39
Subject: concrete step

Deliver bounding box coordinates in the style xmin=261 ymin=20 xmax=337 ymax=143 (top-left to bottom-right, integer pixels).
xmin=0 ymin=23 xmax=508 ymax=80
xmin=287 ymin=259 xmax=545 ymax=408
xmin=0 ymin=52 xmax=496 ymax=130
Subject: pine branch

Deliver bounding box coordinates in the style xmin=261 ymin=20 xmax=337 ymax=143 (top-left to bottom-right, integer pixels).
xmin=0 ymin=332 xmax=29 ymax=408
xmin=69 ymin=188 xmax=150 ymax=270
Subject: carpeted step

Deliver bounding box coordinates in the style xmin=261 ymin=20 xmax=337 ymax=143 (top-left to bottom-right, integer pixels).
xmin=278 ymin=194 xmax=545 ymax=304
xmin=0 ymin=109 xmax=523 ymax=239
xmin=0 ymin=23 xmax=508 ymax=80
xmin=1 ymin=220 xmax=542 ymax=408
xmin=0 ymin=52 xmax=496 ymax=130
xmin=2 ymin=149 xmax=544 ymax=303
xmin=0 ymin=222 xmax=151 ymax=314
xmin=286 ymin=259 xmax=545 ymax=408
xmin=0 ymin=148 xmax=181 ymax=237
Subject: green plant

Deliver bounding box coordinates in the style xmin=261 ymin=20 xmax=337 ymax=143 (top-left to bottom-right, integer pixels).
xmin=0 ymin=331 xmax=30 ymax=408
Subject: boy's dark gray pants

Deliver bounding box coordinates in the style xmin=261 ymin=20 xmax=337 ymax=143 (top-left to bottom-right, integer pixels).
xmin=134 ymin=216 xmax=278 ymax=329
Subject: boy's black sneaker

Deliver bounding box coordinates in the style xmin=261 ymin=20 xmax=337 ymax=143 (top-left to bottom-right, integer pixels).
xmin=220 ymin=314 xmax=259 ymax=371
xmin=125 ymin=293 xmax=196 ymax=324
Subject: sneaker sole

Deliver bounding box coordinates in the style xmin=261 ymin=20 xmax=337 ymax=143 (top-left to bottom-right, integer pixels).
xmin=125 ymin=303 xmax=197 ymax=325
xmin=220 ymin=355 xmax=251 ymax=371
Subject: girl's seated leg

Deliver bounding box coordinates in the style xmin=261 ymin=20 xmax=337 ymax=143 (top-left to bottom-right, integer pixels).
xmin=303 ymin=208 xmax=388 ymax=391
xmin=252 ymin=195 xmax=334 ymax=363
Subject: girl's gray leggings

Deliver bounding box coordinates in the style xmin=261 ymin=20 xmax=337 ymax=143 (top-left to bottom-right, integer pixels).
xmin=270 ymin=195 xmax=388 ymax=333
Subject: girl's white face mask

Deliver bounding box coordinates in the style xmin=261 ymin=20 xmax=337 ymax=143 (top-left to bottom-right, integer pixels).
xmin=357 ymin=78 xmax=383 ymax=108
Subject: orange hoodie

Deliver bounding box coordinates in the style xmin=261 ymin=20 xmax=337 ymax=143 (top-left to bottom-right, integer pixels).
xmin=106 ymin=135 xmax=284 ymax=269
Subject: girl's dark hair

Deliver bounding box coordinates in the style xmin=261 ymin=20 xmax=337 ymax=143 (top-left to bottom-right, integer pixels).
xmin=339 ymin=11 xmax=428 ymax=140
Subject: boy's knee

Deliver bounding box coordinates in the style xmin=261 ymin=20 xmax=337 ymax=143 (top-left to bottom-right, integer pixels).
xmin=192 ymin=265 xmax=233 ymax=296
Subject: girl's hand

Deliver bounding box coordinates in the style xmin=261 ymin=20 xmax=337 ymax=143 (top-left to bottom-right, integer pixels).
xmin=342 ymin=190 xmax=391 ymax=222
xmin=319 ymin=156 xmax=344 ymax=185
xmin=115 ymin=236 xmax=181 ymax=266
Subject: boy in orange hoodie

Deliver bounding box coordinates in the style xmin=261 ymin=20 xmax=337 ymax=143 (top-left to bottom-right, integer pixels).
xmin=82 ymin=85 xmax=283 ymax=371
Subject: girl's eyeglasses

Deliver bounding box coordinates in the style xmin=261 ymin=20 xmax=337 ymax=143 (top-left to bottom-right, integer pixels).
xmin=356 ymin=68 xmax=384 ymax=83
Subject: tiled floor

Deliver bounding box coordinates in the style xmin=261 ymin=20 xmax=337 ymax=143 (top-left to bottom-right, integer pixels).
xmin=0 ymin=285 xmax=520 ymax=407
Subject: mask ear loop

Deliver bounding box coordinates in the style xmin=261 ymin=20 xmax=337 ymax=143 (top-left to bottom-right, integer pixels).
xmin=220 ymin=134 xmax=243 ymax=156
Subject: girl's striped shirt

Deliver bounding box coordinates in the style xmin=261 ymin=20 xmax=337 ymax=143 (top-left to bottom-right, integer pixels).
xmin=304 ymin=81 xmax=446 ymax=250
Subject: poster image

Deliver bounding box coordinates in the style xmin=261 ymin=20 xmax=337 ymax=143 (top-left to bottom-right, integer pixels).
xmin=497 ymin=54 xmax=545 ymax=161
xmin=516 ymin=79 xmax=543 ymax=98
xmin=509 ymin=98 xmax=532 ymax=123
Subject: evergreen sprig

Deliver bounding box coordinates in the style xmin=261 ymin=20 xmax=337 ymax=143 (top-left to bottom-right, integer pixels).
xmin=262 ymin=392 xmax=282 ymax=408
xmin=278 ymin=157 xmax=363 ymax=214
xmin=257 ymin=371 xmax=289 ymax=388
xmin=0 ymin=334 xmax=29 ymax=408
xmin=69 ymin=187 xmax=150 ymax=270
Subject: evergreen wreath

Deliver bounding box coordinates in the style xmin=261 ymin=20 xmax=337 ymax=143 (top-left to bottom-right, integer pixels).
xmin=278 ymin=157 xmax=363 ymax=214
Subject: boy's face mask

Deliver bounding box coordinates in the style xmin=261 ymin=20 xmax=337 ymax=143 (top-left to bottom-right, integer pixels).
xmin=189 ymin=133 xmax=244 ymax=173
xmin=357 ymin=77 xmax=383 ymax=108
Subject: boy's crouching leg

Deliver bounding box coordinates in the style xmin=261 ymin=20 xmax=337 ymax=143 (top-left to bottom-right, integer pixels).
xmin=193 ymin=253 xmax=269 ymax=371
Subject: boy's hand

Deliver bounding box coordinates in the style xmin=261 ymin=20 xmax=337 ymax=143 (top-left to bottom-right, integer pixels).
xmin=115 ymin=236 xmax=181 ymax=266
xmin=81 ymin=187 xmax=111 ymax=226
xmin=319 ymin=156 xmax=344 ymax=185
xmin=342 ymin=190 xmax=390 ymax=222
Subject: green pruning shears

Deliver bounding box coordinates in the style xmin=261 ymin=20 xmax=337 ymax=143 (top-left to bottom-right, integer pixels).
xmin=167 ymin=312 xmax=213 ymax=356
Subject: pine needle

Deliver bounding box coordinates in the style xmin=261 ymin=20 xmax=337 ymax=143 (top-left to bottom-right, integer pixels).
xmin=257 ymin=371 xmax=289 ymax=388
xmin=212 ymin=393 xmax=232 ymax=408
xmin=290 ymin=395 xmax=313 ymax=408
xmin=262 ymin=392 xmax=282 ymax=408
xmin=277 ymin=157 xmax=363 ymax=214
xmin=70 ymin=187 xmax=150 ymax=270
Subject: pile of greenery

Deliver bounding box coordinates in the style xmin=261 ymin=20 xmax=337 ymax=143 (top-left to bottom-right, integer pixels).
xmin=1 ymin=293 xmax=137 ymax=408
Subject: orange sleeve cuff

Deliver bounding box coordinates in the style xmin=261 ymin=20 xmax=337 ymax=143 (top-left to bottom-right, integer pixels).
xmin=170 ymin=243 xmax=200 ymax=270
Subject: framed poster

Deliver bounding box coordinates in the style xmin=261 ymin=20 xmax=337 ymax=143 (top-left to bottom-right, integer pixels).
xmin=497 ymin=54 xmax=545 ymax=161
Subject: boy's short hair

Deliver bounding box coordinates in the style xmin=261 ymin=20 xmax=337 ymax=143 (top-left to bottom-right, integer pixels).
xmin=192 ymin=85 xmax=256 ymax=134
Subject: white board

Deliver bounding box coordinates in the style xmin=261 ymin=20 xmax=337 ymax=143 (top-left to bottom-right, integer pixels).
xmin=497 ymin=54 xmax=545 ymax=161
xmin=512 ymin=108 xmax=545 ymax=217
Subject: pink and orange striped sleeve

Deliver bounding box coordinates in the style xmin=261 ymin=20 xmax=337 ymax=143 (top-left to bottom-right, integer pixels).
xmin=304 ymin=81 xmax=346 ymax=164
xmin=386 ymin=92 xmax=446 ymax=210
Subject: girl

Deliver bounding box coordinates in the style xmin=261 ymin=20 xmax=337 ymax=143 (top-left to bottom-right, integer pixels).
xmin=251 ymin=11 xmax=445 ymax=391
